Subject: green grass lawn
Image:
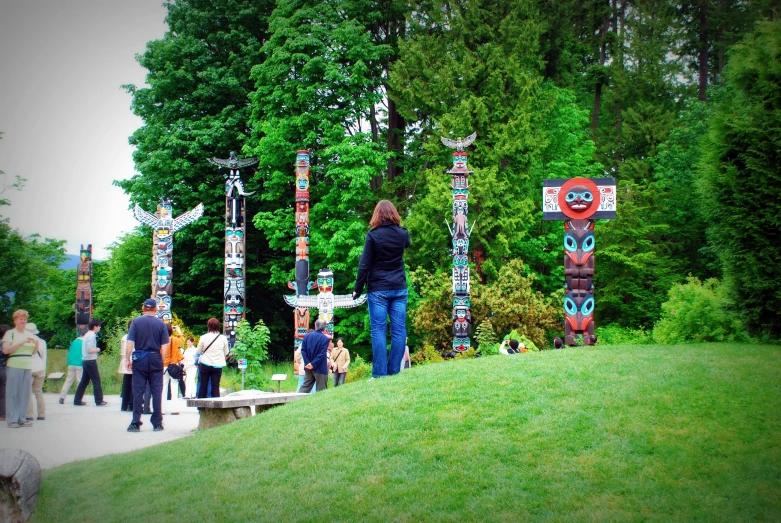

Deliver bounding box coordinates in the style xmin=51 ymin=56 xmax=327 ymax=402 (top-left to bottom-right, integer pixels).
xmin=33 ymin=343 xmax=781 ymax=522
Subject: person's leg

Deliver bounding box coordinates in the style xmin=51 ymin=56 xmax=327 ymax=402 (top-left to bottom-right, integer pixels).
xmin=367 ymin=291 xmax=390 ymax=378
xmin=338 ymin=372 xmax=346 ymax=386
xmin=131 ymin=361 xmax=148 ymax=425
xmin=144 ymin=382 xmax=152 ymax=413
xmin=6 ymin=367 xmax=23 ymax=424
xmin=59 ymin=366 xmax=77 ymax=401
xmin=0 ymin=366 xmax=6 ymax=419
xmin=178 ymin=376 xmax=186 ymax=398
xmin=19 ymin=370 xmax=32 ymax=424
xmin=149 ymin=352 xmax=164 ymax=427
xmin=333 ymin=373 xmax=339 ymax=387
xmin=314 ymin=372 xmax=328 ymax=392
xmin=84 ymin=360 xmax=104 ymax=404
xmin=26 ymin=370 xmax=45 ymax=419
xmin=73 ymin=363 xmax=91 ymax=404
xmin=296 ymin=373 xmax=304 ymax=392
xmin=299 ymin=368 xmax=316 ymax=393
xmin=387 ymin=288 xmax=409 ymax=376
xmin=197 ymin=364 xmax=210 ymax=398
xmin=161 ymin=371 xmax=170 ymax=413
xmin=121 ymin=374 xmax=133 ymax=411
xmin=209 ymin=367 xmax=222 ymax=398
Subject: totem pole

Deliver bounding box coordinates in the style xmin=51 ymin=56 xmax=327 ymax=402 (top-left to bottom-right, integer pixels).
xmin=282 ymin=151 xmax=316 ymax=350
xmin=207 ymin=152 xmax=257 ymax=347
xmin=442 ymin=132 xmax=477 ymax=352
xmin=542 ymin=177 xmax=616 ymax=345
xmin=284 ymin=267 xmax=366 ymax=339
xmin=74 ymin=244 xmax=93 ymax=336
xmin=134 ymin=198 xmax=204 ymax=323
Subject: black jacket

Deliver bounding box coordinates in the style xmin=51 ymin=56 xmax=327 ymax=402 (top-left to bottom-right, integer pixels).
xmin=354 ymin=222 xmax=411 ymax=294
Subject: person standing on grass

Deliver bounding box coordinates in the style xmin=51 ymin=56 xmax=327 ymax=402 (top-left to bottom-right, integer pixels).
xmin=299 ymin=319 xmax=332 ymax=393
xmin=196 ymin=318 xmax=230 ymax=399
xmin=118 ymin=320 xmax=134 ymax=412
xmin=353 ymin=200 xmax=411 ymax=379
xmin=0 ymin=324 xmax=10 ymax=422
xmin=59 ymin=334 xmax=84 ymax=404
xmin=2 ymin=310 xmax=40 ymax=428
xmin=162 ymin=323 xmax=184 ymax=415
xmin=126 ymin=299 xmax=170 ymax=432
xmin=73 ymin=319 xmax=108 ymax=407
xmin=25 ymin=323 xmax=47 ymax=421
xmin=331 ymin=338 xmax=350 ymax=387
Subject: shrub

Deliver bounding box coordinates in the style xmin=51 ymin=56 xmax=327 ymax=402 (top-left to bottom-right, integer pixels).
xmin=232 ymin=319 xmax=271 ymax=390
xmin=410 ymin=344 xmax=445 ymax=365
xmin=474 ymin=318 xmax=498 ymax=355
xmin=652 ymin=277 xmax=750 ymax=344
xmin=345 ymin=354 xmax=372 ymax=383
xmin=595 ymin=324 xmax=655 ymax=345
xmin=455 ymin=348 xmax=477 ymax=359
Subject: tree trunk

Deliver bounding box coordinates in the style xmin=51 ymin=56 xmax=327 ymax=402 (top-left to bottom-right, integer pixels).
xmin=386 ymin=95 xmax=405 ymax=183
xmin=591 ymin=9 xmax=611 ymax=136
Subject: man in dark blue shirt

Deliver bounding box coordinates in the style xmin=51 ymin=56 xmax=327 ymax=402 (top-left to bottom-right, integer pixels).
xmin=125 ymin=299 xmax=170 ymax=432
xmin=299 ymin=319 xmax=333 ymax=393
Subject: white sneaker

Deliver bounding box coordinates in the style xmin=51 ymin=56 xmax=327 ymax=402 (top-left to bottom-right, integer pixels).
xmin=368 ymin=377 xmax=375 ymax=382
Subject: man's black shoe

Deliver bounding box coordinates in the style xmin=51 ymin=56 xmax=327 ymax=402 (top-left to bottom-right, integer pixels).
xmin=96 ymin=401 xmax=109 ymax=406
xmin=127 ymin=423 xmax=141 ymax=433
xmin=143 ymin=410 xmax=152 ymax=414
xmin=153 ymin=425 xmax=164 ymax=432
xmin=58 ymin=398 xmax=64 ymax=405
xmin=74 ymin=402 xmax=87 ymax=406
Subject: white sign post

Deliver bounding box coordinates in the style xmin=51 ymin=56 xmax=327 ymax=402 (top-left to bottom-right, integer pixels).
xmin=238 ymin=358 xmax=248 ymax=390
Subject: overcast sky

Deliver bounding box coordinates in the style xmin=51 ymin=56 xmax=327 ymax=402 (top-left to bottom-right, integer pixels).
xmin=0 ymin=1 xmax=167 ymax=259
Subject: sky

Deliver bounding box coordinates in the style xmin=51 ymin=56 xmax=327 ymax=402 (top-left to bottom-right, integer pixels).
xmin=0 ymin=1 xmax=168 ymax=259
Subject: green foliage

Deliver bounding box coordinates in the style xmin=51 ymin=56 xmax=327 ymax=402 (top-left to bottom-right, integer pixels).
xmin=409 ymin=344 xmax=444 ymax=366
xmin=454 ymin=347 xmax=477 ymax=360
xmin=697 ymin=20 xmax=781 ymax=336
xmin=473 ymin=318 xmax=498 ymax=355
xmin=653 ymin=277 xmax=749 ymax=344
xmin=232 ymin=319 xmax=271 ymax=390
xmin=500 ymin=329 xmax=540 ymax=352
xmin=595 ymin=324 xmax=655 ymax=346
xmin=345 ymin=354 xmax=372 ymax=383
xmin=409 ymin=268 xmax=454 ymax=351
xmin=101 ymin=313 xmax=140 ymax=357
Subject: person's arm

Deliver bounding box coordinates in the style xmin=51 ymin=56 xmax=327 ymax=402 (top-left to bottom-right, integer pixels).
xmin=3 ymin=332 xmax=32 ymax=355
xmin=343 ymin=350 xmax=350 ymax=372
xmin=161 ymin=343 xmax=170 ymax=365
xmin=196 ymin=336 xmax=204 ymax=355
xmin=353 ymin=233 xmax=373 ymax=298
xmin=86 ymin=332 xmax=100 ymax=354
xmin=125 ymin=340 xmax=134 ymax=370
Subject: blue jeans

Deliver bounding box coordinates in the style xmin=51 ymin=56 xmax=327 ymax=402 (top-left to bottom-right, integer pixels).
xmin=368 ymin=288 xmax=408 ymax=378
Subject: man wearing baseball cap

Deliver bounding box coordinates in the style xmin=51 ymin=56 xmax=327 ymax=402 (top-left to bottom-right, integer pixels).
xmin=125 ymin=299 xmax=169 ymax=432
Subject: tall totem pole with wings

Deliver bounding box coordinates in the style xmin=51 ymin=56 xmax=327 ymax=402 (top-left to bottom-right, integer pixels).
xmin=207 ymin=151 xmax=257 ymax=347
xmin=134 ymin=199 xmax=204 ymax=323
xmin=442 ymin=132 xmax=477 ymax=353
xmin=74 ymin=244 xmax=93 ymax=336
xmin=282 ymin=150 xmax=366 ymax=342
xmin=542 ymin=177 xmax=616 ymax=345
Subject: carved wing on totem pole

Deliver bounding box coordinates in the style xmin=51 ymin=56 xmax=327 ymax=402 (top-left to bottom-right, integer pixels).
xmin=440 ymin=132 xmax=477 ymax=152
xmin=227 ymin=179 xmax=256 ymax=197
xmin=207 ymin=156 xmax=259 ymax=169
xmin=283 ymin=294 xmax=319 ymax=308
xmin=133 ymin=204 xmax=162 ymax=228
xmin=172 ymin=203 xmax=204 ymax=232
xmin=333 ymin=294 xmax=367 ymax=308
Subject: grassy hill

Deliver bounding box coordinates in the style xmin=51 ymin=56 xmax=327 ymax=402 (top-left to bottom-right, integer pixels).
xmin=33 ymin=344 xmax=781 ymax=522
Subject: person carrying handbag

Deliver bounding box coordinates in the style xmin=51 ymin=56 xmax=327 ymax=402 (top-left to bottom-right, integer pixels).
xmin=196 ymin=318 xmax=230 ymax=398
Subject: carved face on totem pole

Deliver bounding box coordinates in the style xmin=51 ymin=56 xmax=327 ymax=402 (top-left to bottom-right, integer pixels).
xmin=556 ymin=178 xmax=600 ymax=221
xmin=452 ymin=151 xmax=468 ymax=172
xmin=296 ymin=202 xmax=309 ymax=237
xmin=80 ymin=244 xmax=92 ymax=263
xmin=317 ymin=268 xmax=334 ymax=294
xmin=452 ymin=305 xmax=472 ymax=337
xmin=565 ymin=289 xmax=594 ymax=333
xmin=452 ymin=256 xmax=469 ymax=296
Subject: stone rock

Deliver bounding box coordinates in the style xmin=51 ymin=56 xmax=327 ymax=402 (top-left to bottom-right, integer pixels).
xmin=0 ymin=449 xmax=41 ymax=523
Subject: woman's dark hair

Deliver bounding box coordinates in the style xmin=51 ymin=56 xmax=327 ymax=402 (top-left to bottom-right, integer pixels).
xmin=369 ymin=200 xmax=401 ymax=229
xmin=206 ymin=317 xmax=220 ymax=333
xmin=508 ymin=339 xmax=519 ymax=350
xmin=187 ymin=337 xmax=194 ymax=343
xmin=166 ymin=324 xmax=173 ymax=335
xmin=336 ymin=337 xmax=344 ymax=343
xmin=88 ymin=318 xmax=101 ymax=330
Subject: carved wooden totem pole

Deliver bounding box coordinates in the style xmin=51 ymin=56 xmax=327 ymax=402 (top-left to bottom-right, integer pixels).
xmin=75 ymin=244 xmax=93 ymax=336
xmin=284 ymin=267 xmax=366 ymax=339
xmin=134 ymin=199 xmax=204 ymax=323
xmin=542 ymin=177 xmax=616 ymax=345
xmin=208 ymin=152 xmax=257 ymax=347
xmin=442 ymin=132 xmax=477 ymax=352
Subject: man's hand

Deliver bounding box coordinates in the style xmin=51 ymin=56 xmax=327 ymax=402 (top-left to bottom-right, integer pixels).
xmin=305 ymin=363 xmax=313 ymax=370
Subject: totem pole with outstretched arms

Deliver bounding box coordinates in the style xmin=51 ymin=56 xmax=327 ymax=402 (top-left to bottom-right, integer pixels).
xmin=75 ymin=244 xmax=93 ymax=336
xmin=442 ymin=132 xmax=477 ymax=353
xmin=542 ymin=177 xmax=616 ymax=345
xmin=134 ymin=199 xmax=204 ymax=323
xmin=207 ymin=151 xmax=257 ymax=347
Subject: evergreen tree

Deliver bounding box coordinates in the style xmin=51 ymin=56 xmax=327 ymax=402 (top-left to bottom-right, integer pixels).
xmin=698 ymin=20 xmax=781 ymax=335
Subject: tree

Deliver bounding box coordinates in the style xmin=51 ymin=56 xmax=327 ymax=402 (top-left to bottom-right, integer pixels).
xmin=698 ymin=20 xmax=781 ymax=336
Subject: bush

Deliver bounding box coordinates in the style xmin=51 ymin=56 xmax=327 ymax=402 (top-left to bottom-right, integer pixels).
xmin=410 ymin=344 xmax=445 ymax=365
xmin=595 ymin=324 xmax=655 ymax=345
xmin=474 ymin=319 xmax=498 ymax=355
xmin=345 ymin=354 xmax=372 ymax=383
xmin=652 ymin=277 xmax=750 ymax=344
xmin=232 ymin=319 xmax=271 ymax=390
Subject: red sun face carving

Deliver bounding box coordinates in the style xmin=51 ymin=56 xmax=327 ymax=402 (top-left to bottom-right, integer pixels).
xmin=557 ymin=177 xmax=600 ymax=219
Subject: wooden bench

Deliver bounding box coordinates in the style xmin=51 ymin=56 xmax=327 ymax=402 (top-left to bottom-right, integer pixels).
xmin=186 ymin=392 xmax=308 ymax=429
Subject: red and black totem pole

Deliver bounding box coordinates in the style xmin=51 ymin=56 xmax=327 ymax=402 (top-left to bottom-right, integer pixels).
xmin=543 ymin=177 xmax=616 ymax=346
xmin=75 ymin=244 xmax=93 ymax=336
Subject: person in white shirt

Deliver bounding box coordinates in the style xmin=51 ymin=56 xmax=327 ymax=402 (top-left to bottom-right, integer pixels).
xmin=25 ymin=323 xmax=47 ymax=421
xmin=182 ymin=337 xmax=198 ymax=399
xmin=118 ymin=320 xmax=134 ymax=411
xmin=196 ymin=318 xmax=230 ymax=398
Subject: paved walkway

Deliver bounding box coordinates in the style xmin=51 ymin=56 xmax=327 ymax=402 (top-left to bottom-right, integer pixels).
xmin=1 ymin=393 xmax=199 ymax=469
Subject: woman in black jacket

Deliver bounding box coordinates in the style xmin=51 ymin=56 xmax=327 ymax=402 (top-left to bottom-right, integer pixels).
xmin=353 ymin=200 xmax=411 ymax=378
